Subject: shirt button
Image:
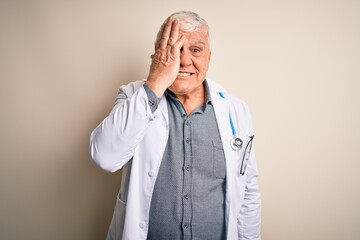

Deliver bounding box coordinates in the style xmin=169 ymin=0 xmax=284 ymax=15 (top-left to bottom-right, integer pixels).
xmin=139 ymin=221 xmax=146 ymax=229
xmin=184 ymin=193 xmax=189 ymax=200
xmin=148 ymin=170 xmax=155 ymax=177
xmin=184 ymin=165 xmax=190 ymax=171
xmin=186 ymin=120 xmax=190 ymax=126
xmin=183 ymin=223 xmax=189 ymax=229
xmin=186 ymin=138 xmax=190 ymax=144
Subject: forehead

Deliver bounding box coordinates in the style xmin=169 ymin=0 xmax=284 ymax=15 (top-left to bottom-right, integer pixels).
xmin=179 ymin=29 xmax=209 ymax=46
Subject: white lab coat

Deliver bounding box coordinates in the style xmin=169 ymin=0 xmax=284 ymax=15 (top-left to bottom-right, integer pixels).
xmin=90 ymin=79 xmax=261 ymax=240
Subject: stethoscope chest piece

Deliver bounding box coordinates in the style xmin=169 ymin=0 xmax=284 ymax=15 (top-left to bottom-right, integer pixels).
xmin=231 ymin=137 xmax=243 ymax=151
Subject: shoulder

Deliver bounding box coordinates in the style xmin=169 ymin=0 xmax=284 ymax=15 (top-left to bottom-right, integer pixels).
xmin=112 ymin=80 xmax=146 ymax=110
xmin=207 ymin=78 xmax=250 ymax=110
xmin=118 ymin=79 xmax=146 ymax=96
xmin=207 ymin=78 xmax=253 ymax=123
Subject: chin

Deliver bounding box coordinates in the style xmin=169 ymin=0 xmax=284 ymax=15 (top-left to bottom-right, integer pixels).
xmin=169 ymin=82 xmax=205 ymax=97
xmin=168 ymin=86 xmax=188 ymax=95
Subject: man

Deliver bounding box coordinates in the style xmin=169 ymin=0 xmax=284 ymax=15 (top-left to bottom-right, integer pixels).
xmin=90 ymin=11 xmax=261 ymax=240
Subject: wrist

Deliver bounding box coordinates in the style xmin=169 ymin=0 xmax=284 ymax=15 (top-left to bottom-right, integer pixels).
xmin=145 ymin=77 xmax=168 ymax=97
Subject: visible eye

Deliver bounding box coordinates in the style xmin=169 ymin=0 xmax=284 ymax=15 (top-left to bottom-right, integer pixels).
xmin=191 ymin=48 xmax=202 ymax=55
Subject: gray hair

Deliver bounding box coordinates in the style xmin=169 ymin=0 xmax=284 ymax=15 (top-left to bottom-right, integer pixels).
xmin=155 ymin=11 xmax=211 ymax=48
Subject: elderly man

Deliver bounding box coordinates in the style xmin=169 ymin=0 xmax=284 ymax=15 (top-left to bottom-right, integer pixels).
xmin=90 ymin=11 xmax=261 ymax=240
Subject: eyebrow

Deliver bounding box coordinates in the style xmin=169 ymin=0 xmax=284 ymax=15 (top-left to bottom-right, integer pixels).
xmin=194 ymin=40 xmax=206 ymax=45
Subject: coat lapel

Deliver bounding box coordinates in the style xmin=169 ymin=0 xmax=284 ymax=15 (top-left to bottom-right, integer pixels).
xmin=208 ymin=80 xmax=239 ymax=239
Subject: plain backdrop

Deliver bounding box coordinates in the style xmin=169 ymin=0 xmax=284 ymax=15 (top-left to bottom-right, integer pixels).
xmin=1 ymin=0 xmax=359 ymax=239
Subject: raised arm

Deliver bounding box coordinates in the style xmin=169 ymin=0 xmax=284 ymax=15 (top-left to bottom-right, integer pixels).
xmin=89 ymin=81 xmax=155 ymax=172
xmin=89 ymin=17 xmax=185 ymax=172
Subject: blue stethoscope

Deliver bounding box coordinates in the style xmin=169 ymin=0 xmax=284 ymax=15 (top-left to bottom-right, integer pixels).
xmin=218 ymin=92 xmax=254 ymax=175
xmin=218 ymin=92 xmax=243 ymax=151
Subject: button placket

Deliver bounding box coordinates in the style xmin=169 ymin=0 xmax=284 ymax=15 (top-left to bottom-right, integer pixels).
xmin=182 ymin=115 xmax=192 ymax=239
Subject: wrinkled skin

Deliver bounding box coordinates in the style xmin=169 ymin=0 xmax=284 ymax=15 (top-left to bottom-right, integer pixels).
xmin=146 ymin=17 xmax=211 ymax=114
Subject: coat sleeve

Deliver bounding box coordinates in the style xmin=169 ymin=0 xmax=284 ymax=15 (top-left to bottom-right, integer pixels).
xmin=237 ymin=102 xmax=261 ymax=240
xmin=89 ymin=80 xmax=158 ymax=172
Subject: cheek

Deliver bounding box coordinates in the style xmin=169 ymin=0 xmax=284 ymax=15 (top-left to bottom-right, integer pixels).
xmin=194 ymin=58 xmax=210 ymax=73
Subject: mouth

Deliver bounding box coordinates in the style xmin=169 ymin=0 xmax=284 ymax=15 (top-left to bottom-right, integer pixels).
xmin=177 ymin=72 xmax=193 ymax=77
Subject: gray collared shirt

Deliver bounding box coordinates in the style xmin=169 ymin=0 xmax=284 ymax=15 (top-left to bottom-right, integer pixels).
xmin=144 ymin=81 xmax=226 ymax=240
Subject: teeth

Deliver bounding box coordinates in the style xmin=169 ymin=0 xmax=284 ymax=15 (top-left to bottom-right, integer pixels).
xmin=178 ymin=72 xmax=191 ymax=77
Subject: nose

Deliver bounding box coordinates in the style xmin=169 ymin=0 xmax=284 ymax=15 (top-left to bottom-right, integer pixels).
xmin=180 ymin=48 xmax=192 ymax=67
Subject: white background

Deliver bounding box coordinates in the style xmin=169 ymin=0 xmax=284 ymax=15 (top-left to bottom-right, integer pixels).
xmin=1 ymin=0 xmax=359 ymax=239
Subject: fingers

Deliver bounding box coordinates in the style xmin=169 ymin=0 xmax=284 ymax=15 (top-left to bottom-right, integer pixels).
xmin=159 ymin=18 xmax=172 ymax=49
xmin=159 ymin=17 xmax=179 ymax=49
xmin=171 ymin=35 xmax=186 ymax=56
xmin=168 ymin=20 xmax=179 ymax=46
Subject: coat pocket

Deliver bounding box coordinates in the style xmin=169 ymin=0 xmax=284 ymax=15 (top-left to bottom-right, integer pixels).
xmin=106 ymin=194 xmax=126 ymax=240
xmin=213 ymin=140 xmax=226 ymax=179
xmin=239 ymin=135 xmax=254 ymax=175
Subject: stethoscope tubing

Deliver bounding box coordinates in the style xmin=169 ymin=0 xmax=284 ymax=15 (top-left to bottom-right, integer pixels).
xmin=218 ymin=91 xmax=254 ymax=175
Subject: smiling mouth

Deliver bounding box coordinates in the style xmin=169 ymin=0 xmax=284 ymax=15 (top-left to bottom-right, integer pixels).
xmin=177 ymin=72 xmax=193 ymax=77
